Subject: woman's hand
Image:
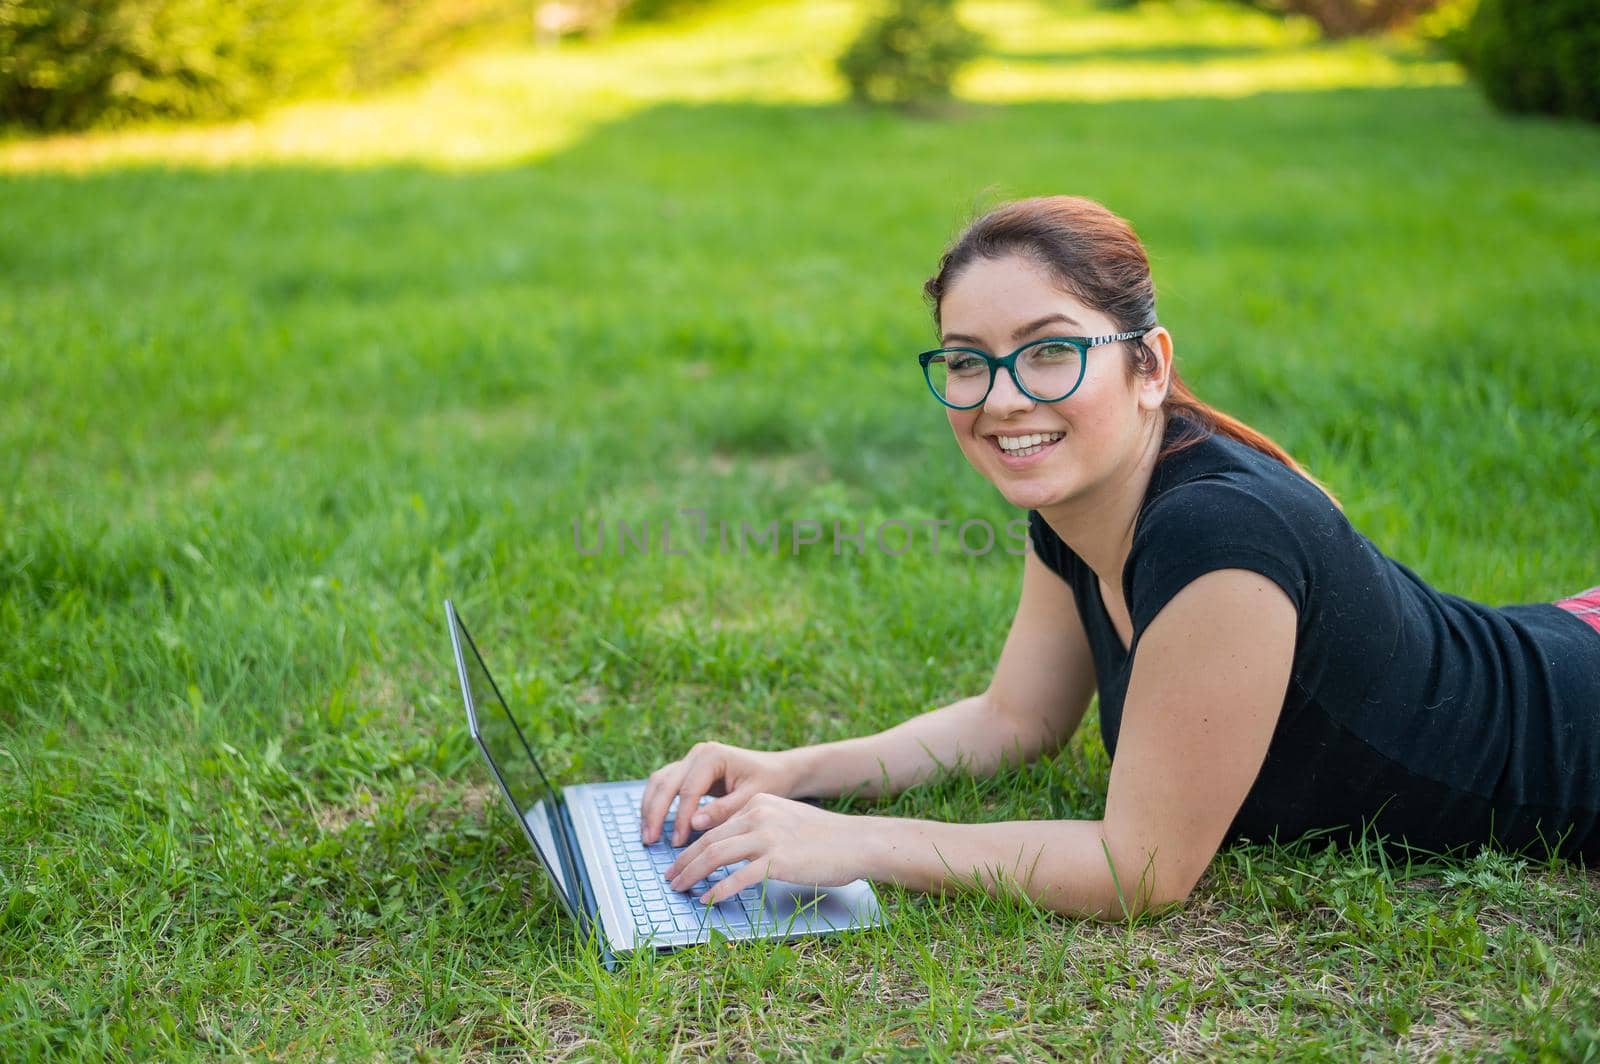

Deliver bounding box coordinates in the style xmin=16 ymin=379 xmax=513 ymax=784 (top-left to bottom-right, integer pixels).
xmin=664 ymin=793 xmax=865 ymax=905
xmin=638 ymin=741 xmax=803 ymax=846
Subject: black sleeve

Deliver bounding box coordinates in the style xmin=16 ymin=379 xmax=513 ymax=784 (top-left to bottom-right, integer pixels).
xmin=1125 ymin=480 xmax=1312 ymax=635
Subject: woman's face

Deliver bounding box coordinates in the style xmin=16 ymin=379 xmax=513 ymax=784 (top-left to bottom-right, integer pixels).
xmin=935 ymin=253 xmax=1166 ymax=513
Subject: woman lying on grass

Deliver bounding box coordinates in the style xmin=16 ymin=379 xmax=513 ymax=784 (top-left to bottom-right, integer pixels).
xmin=639 ymin=195 xmax=1600 ymax=919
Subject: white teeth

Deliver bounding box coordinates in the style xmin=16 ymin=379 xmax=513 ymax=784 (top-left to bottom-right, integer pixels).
xmin=995 ymin=432 xmax=1063 ymax=455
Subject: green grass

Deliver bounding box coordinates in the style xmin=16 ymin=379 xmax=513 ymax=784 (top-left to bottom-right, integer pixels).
xmin=3 ymin=0 xmax=1599 ymax=1056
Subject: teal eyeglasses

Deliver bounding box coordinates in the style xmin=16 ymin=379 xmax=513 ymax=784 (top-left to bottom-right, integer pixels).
xmin=917 ymin=329 xmax=1152 ymax=410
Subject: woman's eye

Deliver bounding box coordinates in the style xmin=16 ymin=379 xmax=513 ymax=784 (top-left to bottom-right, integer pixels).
xmin=1030 ymin=343 xmax=1074 ymax=362
xmin=947 ymin=355 xmax=985 ymax=375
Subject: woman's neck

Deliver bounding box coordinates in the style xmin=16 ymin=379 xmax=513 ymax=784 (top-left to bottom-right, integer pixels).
xmin=1035 ymin=413 xmax=1167 ymax=596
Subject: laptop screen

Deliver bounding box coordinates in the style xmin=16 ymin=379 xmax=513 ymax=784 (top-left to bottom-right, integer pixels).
xmin=447 ymin=602 xmax=575 ymax=913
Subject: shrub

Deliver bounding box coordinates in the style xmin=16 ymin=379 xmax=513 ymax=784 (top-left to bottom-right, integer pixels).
xmin=1456 ymin=0 xmax=1600 ymax=122
xmin=0 ymin=0 xmax=341 ymax=130
xmin=0 ymin=0 xmax=527 ymax=132
xmin=836 ymin=0 xmax=984 ymax=109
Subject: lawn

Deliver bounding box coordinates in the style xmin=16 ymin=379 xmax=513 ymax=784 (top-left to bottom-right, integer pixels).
xmin=3 ymin=0 xmax=1599 ymax=1056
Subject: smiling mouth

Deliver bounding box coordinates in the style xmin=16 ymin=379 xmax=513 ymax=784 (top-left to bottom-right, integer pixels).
xmin=990 ymin=431 xmax=1064 ymax=458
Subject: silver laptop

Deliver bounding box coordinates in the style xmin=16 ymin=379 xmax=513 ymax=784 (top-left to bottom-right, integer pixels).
xmin=445 ymin=600 xmax=885 ymax=964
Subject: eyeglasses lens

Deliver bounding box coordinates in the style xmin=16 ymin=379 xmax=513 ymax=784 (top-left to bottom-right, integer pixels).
xmin=927 ymin=343 xmax=1084 ymax=406
xmin=1016 ymin=342 xmax=1083 ymax=401
xmin=929 ymin=351 xmax=990 ymax=407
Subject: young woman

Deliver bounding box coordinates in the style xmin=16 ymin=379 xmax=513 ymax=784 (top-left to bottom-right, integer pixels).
xmin=639 ymin=196 xmax=1600 ymax=919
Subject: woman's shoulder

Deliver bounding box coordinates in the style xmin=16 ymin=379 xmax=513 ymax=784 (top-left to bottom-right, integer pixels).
xmin=1151 ymin=418 xmax=1335 ymax=506
xmin=1126 ymin=428 xmax=1350 ymax=631
xmin=1139 ymin=425 xmax=1346 ymax=548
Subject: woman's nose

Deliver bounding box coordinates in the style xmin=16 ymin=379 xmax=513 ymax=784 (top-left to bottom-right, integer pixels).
xmin=984 ymin=367 xmax=1035 ymax=417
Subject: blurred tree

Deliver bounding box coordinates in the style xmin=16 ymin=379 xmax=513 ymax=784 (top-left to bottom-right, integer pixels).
xmin=0 ymin=0 xmax=528 ymax=131
xmin=837 ymin=0 xmax=985 ymax=110
xmin=1457 ymin=0 xmax=1599 ymax=122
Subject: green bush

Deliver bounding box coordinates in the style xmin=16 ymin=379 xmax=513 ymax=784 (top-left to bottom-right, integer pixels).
xmin=0 ymin=0 xmax=527 ymax=132
xmin=1457 ymin=0 xmax=1600 ymax=122
xmin=836 ymin=0 xmax=984 ymax=109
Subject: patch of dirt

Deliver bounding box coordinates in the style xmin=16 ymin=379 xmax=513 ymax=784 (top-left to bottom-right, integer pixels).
xmin=682 ymin=451 xmax=832 ymax=488
xmin=312 ymin=779 xmax=495 ymax=836
xmin=348 ymin=660 xmax=422 ymax=730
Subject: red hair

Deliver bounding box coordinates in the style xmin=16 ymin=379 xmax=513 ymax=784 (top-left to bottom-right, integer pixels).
xmin=923 ymin=195 xmax=1337 ymax=503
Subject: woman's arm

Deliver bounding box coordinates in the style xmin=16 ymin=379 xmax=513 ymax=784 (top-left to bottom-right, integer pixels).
xmin=855 ymin=567 xmax=1296 ymax=915
xmin=784 ymin=548 xmax=1098 ymax=799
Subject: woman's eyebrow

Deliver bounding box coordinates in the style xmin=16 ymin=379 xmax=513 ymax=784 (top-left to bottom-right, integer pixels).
xmin=941 ymin=312 xmax=1082 ymax=347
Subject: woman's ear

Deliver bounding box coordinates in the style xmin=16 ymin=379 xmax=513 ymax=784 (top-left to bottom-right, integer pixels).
xmin=1136 ymin=328 xmax=1174 ymax=413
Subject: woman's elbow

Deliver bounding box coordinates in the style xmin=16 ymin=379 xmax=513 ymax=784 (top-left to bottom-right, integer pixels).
xmin=1022 ymin=823 xmax=1205 ymax=920
xmin=1089 ymin=842 xmax=1205 ymax=920
xmin=1111 ymin=886 xmax=1194 ymax=921
xmin=1067 ymin=888 xmax=1192 ymax=922
xmin=1023 ymin=869 xmax=1195 ymax=921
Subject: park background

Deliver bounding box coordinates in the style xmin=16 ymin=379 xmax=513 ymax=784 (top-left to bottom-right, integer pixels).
xmin=2 ymin=0 xmax=1598 ymax=1056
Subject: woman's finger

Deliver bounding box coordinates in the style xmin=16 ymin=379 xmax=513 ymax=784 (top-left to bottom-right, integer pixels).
xmin=701 ymin=856 xmax=770 ymax=906
xmin=664 ymin=809 xmax=734 ymax=879
xmin=689 ymin=785 xmax=754 ymax=832
xmin=669 ymin=754 xmax=727 ymax=846
xmin=669 ymin=834 xmax=758 ymax=894
xmin=638 ymin=762 xmax=686 ymax=844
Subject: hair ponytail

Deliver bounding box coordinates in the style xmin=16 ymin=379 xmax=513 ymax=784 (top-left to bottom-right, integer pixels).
xmin=1162 ymin=369 xmax=1340 ymax=506
xmin=924 ymin=195 xmax=1338 ymax=506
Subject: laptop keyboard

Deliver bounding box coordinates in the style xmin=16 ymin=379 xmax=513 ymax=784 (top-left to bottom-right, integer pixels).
xmin=596 ymin=788 xmax=763 ymax=936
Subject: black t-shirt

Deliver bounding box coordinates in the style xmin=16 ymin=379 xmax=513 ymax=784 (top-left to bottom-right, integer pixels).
xmin=1027 ymin=416 xmax=1600 ymax=860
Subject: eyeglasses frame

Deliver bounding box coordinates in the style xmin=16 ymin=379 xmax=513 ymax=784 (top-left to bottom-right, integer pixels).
xmin=916 ymin=329 xmax=1153 ymax=410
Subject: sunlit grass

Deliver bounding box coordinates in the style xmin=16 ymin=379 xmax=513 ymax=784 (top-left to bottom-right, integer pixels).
xmin=968 ymin=41 xmax=1458 ymax=101
xmin=0 ymin=0 xmax=1459 ymax=173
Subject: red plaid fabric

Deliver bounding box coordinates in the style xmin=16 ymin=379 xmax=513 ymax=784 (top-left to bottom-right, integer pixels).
xmin=1556 ymin=586 xmax=1600 ymax=635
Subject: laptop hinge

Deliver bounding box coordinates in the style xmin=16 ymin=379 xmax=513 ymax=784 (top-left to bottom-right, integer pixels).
xmin=547 ymin=797 xmax=616 ymax=969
